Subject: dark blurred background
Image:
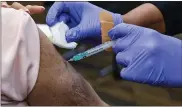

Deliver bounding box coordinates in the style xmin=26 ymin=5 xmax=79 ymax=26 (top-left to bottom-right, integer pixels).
xmin=7 ymin=1 xmax=182 ymax=106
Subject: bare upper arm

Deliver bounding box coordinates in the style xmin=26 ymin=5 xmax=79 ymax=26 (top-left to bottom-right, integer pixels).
xmin=26 ymin=28 xmax=107 ymax=106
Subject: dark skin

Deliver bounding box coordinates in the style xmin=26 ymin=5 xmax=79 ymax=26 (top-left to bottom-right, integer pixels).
xmin=4 ymin=2 xmax=167 ymax=105
xmin=2 ymin=2 xmax=108 ymax=105
xmin=26 ymin=28 xmax=108 ymax=106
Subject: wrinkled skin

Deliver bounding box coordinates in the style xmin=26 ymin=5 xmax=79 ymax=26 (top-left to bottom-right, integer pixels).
xmin=3 ymin=2 xmax=108 ymax=105
xmin=26 ymin=29 xmax=108 ymax=106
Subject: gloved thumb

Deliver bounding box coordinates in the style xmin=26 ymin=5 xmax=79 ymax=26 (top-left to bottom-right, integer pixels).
xmin=108 ymin=23 xmax=142 ymax=40
xmin=120 ymin=67 xmax=135 ymax=82
xmin=66 ymin=25 xmax=84 ymax=43
xmin=46 ymin=2 xmax=66 ymax=26
xmin=120 ymin=60 xmax=148 ymax=84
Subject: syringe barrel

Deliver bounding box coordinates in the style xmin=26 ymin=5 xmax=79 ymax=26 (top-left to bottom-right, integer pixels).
xmin=85 ymin=41 xmax=115 ymax=57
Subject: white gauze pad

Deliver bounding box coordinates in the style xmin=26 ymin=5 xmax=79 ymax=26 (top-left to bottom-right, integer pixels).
xmin=37 ymin=22 xmax=78 ymax=49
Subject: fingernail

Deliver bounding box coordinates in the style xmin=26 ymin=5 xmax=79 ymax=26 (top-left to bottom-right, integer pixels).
xmin=40 ymin=6 xmax=45 ymax=11
xmin=25 ymin=9 xmax=30 ymax=14
xmin=1 ymin=2 xmax=8 ymax=7
xmin=1 ymin=4 xmax=7 ymax=7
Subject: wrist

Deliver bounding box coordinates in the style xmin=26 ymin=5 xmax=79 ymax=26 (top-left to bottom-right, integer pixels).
xmin=122 ymin=13 xmax=142 ymax=26
xmin=122 ymin=14 xmax=130 ymax=23
xmin=113 ymin=13 xmax=123 ymax=26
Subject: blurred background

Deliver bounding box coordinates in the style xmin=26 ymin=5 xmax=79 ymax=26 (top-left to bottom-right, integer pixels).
xmin=7 ymin=1 xmax=182 ymax=106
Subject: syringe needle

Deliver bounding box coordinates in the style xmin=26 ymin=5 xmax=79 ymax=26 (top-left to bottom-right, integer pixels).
xmin=68 ymin=40 xmax=115 ymax=62
xmin=68 ymin=58 xmax=74 ymax=62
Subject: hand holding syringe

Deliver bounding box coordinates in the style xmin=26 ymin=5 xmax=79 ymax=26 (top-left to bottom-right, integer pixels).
xmin=68 ymin=40 xmax=116 ymax=61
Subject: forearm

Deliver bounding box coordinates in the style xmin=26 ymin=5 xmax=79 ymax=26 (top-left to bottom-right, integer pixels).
xmin=122 ymin=3 xmax=165 ymax=33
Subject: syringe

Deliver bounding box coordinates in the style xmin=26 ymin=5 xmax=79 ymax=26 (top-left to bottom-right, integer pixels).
xmin=68 ymin=40 xmax=116 ymax=61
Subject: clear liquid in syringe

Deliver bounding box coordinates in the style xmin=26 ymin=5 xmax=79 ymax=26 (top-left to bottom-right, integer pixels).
xmin=69 ymin=41 xmax=115 ymax=61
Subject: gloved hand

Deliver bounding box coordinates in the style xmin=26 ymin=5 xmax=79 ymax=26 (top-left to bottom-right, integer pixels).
xmin=46 ymin=2 xmax=122 ymax=44
xmin=108 ymin=23 xmax=182 ymax=87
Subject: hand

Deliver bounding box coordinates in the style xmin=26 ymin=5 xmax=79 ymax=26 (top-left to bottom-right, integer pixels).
xmin=46 ymin=2 xmax=122 ymax=44
xmin=1 ymin=2 xmax=45 ymax=15
xmin=109 ymin=23 xmax=182 ymax=87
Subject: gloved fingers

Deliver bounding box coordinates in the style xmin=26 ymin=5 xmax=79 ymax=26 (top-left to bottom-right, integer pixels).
xmin=116 ymin=52 xmax=132 ymax=67
xmin=108 ymin=23 xmax=130 ymax=40
xmin=119 ymin=51 xmax=154 ymax=84
xmin=58 ymin=13 xmax=70 ymax=23
xmin=119 ymin=63 xmax=142 ymax=83
xmin=112 ymin=29 xmax=141 ymax=54
xmin=120 ymin=67 xmax=135 ymax=83
xmin=26 ymin=5 xmax=45 ymax=15
xmin=67 ymin=17 xmax=78 ymax=28
xmin=46 ymin=2 xmax=66 ymax=26
xmin=108 ymin=23 xmax=142 ymax=40
xmin=120 ymin=64 xmax=152 ymax=84
xmin=66 ymin=24 xmax=83 ymax=43
xmin=66 ymin=20 xmax=100 ymax=43
xmin=11 ymin=2 xmax=30 ymax=13
xmin=112 ymin=37 xmax=132 ymax=54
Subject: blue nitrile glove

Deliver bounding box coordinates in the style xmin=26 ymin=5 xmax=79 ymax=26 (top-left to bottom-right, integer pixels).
xmin=46 ymin=2 xmax=122 ymax=44
xmin=108 ymin=23 xmax=182 ymax=87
